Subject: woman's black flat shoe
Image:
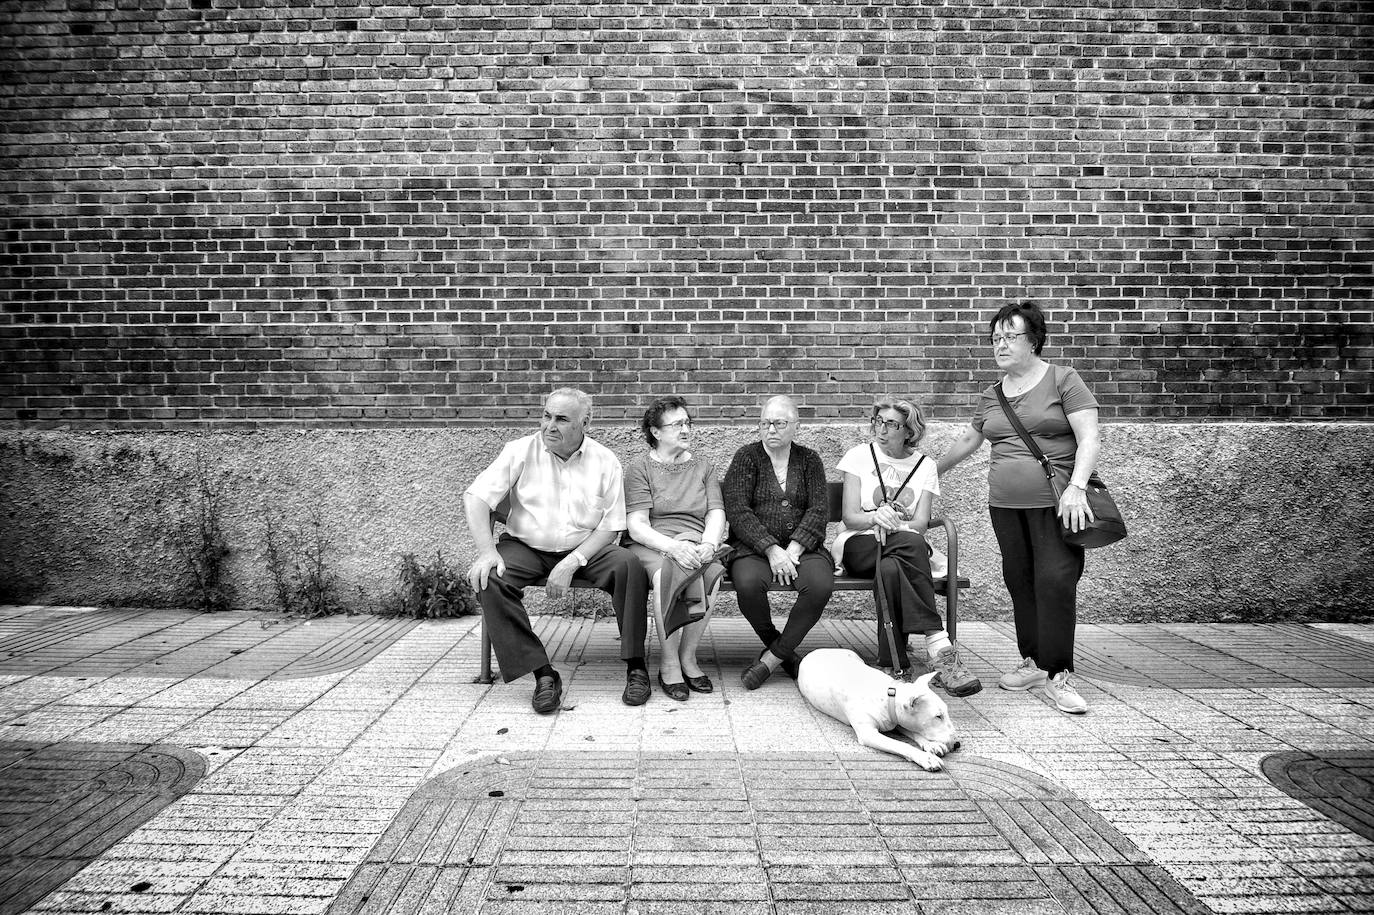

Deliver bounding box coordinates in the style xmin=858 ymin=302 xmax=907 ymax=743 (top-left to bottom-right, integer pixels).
xmin=684 ymin=674 xmax=713 ymax=694
xmin=658 ymin=673 xmax=689 ymax=701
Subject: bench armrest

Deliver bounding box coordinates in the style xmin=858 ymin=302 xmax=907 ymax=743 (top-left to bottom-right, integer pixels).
xmin=927 ymin=515 xmax=959 ymax=585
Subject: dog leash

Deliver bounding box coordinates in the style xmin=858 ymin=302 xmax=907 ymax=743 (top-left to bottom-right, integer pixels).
xmin=868 ymin=444 xmax=923 ymax=674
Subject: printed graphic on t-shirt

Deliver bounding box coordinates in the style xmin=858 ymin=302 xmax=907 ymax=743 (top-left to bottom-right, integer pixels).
xmin=871 ymin=463 xmax=919 ymax=511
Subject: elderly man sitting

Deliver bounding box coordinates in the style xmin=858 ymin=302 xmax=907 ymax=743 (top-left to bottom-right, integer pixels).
xmin=464 ymin=387 xmax=652 ymax=712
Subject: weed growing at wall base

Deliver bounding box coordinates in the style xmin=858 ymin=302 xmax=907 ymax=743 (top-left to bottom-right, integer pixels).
xmin=170 ymin=455 xmax=234 ymax=613
xmin=378 ymin=552 xmax=478 ymax=619
xmin=263 ymin=509 xmax=348 ymax=618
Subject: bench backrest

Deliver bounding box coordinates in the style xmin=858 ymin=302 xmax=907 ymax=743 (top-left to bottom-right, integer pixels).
xmin=494 ymin=483 xmax=846 ymax=527
xmin=826 ymin=480 xmax=844 ymax=523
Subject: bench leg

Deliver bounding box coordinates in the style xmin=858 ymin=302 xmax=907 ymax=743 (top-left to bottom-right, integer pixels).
xmin=946 ymin=582 xmax=958 ymax=644
xmin=476 ymin=616 xmax=495 ymax=684
xmin=937 ymin=517 xmax=960 ymax=644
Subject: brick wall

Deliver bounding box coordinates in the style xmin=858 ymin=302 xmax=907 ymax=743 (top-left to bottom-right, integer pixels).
xmin=1 ymin=0 xmax=1370 ymax=428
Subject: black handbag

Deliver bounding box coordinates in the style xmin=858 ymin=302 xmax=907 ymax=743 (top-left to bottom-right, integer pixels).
xmin=995 ymin=385 xmax=1127 ymax=549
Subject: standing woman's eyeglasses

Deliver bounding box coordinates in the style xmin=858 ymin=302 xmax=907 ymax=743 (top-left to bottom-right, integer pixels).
xmin=871 ymin=418 xmax=905 ymax=432
xmin=658 ymin=419 xmax=691 ymax=431
xmin=991 ymin=332 xmax=1027 ymax=346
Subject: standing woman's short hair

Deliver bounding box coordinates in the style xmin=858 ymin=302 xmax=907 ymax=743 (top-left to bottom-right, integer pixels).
xmin=871 ymin=396 xmax=927 ymax=448
xmin=640 ymin=395 xmax=689 ymax=447
xmin=988 ymin=299 xmax=1048 ymax=355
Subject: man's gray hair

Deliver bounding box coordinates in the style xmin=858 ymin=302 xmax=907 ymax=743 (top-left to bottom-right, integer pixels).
xmin=760 ymin=394 xmax=800 ymax=421
xmin=548 ymin=387 xmax=593 ymax=421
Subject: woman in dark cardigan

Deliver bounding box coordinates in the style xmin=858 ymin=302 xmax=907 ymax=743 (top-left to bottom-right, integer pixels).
xmin=723 ymin=395 xmax=835 ymax=689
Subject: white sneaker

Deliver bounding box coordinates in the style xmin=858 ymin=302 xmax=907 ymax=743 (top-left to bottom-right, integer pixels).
xmin=998 ymin=657 xmax=1047 ymax=691
xmin=1044 ymin=671 xmax=1088 ymax=714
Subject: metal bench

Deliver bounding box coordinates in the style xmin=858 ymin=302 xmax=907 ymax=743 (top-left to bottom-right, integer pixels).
xmin=476 ymin=480 xmax=968 ymax=683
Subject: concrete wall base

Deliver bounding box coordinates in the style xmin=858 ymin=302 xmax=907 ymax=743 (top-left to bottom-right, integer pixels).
xmin=2 ymin=423 xmax=1369 ymax=622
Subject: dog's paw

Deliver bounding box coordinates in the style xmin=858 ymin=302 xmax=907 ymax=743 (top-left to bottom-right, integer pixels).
xmin=914 ymin=739 xmax=948 ymax=757
xmin=907 ymin=750 xmax=944 ymax=771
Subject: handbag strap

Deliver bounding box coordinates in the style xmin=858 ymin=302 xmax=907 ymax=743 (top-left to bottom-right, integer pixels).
xmin=994 ymin=384 xmax=1063 ymax=500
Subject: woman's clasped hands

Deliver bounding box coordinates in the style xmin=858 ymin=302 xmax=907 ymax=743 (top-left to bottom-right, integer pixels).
xmin=664 ymin=539 xmax=705 ymax=570
xmin=869 ymin=500 xmax=909 ymax=545
xmin=766 ymin=543 xmax=802 ymax=585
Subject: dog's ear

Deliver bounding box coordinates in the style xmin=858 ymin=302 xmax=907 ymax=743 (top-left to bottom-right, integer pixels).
xmin=912 ymin=672 xmax=937 ymax=694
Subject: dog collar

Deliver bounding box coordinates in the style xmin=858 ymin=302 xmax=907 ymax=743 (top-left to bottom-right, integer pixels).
xmin=886 ymin=686 xmax=898 ymax=724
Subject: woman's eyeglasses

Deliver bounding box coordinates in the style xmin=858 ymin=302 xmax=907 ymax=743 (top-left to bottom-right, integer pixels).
xmin=657 ymin=419 xmax=691 ymax=431
xmin=991 ymin=332 xmax=1027 ymax=346
xmin=871 ymin=418 xmax=905 ymax=432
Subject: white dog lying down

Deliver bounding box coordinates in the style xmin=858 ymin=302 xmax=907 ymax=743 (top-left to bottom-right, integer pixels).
xmin=797 ymin=648 xmax=961 ymax=771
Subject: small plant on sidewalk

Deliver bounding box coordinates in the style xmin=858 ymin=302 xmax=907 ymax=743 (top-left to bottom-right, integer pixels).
xmin=378 ymin=551 xmax=478 ymax=619
xmin=263 ymin=508 xmax=347 ymax=618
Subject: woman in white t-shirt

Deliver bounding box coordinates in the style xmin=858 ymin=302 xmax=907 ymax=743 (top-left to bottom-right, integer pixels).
xmin=833 ymin=396 xmax=982 ymax=697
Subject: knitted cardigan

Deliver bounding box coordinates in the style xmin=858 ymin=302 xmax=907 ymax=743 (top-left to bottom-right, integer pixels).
xmin=722 ymin=441 xmax=829 ymax=558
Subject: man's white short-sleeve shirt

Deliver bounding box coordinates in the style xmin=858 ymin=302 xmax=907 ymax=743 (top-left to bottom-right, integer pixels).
xmin=466 ymin=433 xmax=627 ymax=552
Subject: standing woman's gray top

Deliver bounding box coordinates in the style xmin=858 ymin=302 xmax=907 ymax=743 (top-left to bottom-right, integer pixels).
xmin=971 ymin=364 xmax=1099 ymax=509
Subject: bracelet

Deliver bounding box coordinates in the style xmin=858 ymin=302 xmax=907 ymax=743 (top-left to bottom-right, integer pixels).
xmin=571 ymin=550 xmax=588 ymax=567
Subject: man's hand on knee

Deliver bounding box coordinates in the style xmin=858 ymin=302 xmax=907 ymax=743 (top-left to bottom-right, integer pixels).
xmin=545 ymin=555 xmax=579 ymax=601
xmin=467 ymin=548 xmax=506 ymax=591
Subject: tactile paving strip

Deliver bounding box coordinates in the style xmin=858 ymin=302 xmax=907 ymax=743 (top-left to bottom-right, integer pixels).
xmin=0 ymin=607 xmax=419 ymax=680
xmin=328 ymin=752 xmax=1213 ymax=915
xmin=989 ymin=622 xmax=1374 ymax=688
xmin=0 ymin=741 xmax=204 ymax=915
xmin=1262 ymin=750 xmax=1374 ymax=843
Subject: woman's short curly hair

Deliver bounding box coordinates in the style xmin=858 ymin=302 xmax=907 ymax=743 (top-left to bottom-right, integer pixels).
xmin=988 ymin=299 xmax=1048 ymax=355
xmin=871 ymin=396 xmax=927 ymax=448
xmin=640 ymin=395 xmax=689 ymax=447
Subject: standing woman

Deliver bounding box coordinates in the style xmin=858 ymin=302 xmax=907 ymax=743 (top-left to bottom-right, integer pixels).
xmin=625 ymin=396 xmax=728 ymax=701
xmin=937 ymin=300 xmax=1101 ymax=714
xmin=723 ymin=395 xmax=835 ymax=689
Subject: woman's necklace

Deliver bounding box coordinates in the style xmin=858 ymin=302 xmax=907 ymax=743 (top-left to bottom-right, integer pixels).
xmin=1004 ymin=365 xmax=1045 ymax=397
xmin=651 ymin=448 xmax=690 ymax=465
xmin=767 ymin=448 xmax=789 ymax=488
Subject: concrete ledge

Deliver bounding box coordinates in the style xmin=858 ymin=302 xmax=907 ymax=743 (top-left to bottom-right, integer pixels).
xmin=1 ymin=423 xmax=1370 ymax=622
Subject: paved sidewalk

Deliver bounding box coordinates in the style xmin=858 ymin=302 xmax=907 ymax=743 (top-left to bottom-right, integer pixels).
xmin=1 ymin=604 xmax=1372 ymax=915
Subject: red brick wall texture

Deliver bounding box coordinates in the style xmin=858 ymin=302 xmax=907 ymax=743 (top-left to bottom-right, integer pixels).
xmin=1 ymin=0 xmax=1370 ymax=428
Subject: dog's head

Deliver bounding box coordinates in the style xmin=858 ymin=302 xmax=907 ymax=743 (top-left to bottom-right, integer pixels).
xmin=893 ymin=672 xmax=959 ymax=752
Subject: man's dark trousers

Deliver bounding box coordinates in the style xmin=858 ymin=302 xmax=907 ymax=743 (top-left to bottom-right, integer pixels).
xmin=479 ymin=533 xmax=649 ymax=682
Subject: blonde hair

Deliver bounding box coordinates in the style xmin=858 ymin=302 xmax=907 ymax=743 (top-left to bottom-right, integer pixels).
xmin=871 ymin=396 xmax=926 ymax=448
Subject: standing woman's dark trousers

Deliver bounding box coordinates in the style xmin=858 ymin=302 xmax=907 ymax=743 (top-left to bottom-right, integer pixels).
xmin=728 ymin=551 xmax=835 ymax=663
xmin=989 ymin=506 xmax=1084 ymax=676
xmin=841 ymin=530 xmax=941 ymax=669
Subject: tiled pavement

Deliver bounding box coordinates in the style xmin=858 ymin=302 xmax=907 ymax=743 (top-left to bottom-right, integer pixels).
xmin=1 ymin=605 xmax=1372 ymax=914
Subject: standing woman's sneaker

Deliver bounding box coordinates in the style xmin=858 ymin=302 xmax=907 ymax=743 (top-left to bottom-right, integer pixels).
xmin=1044 ymin=671 xmax=1088 ymax=714
xmin=998 ymin=657 xmax=1047 ymax=691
